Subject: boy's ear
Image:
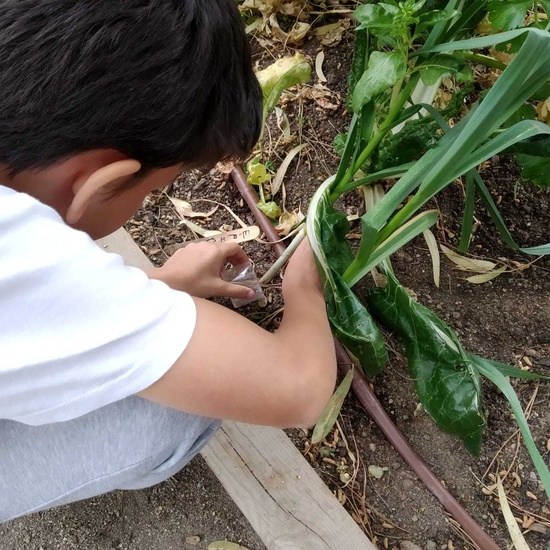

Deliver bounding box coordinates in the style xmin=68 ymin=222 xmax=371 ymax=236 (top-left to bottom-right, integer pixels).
xmin=66 ymin=159 xmax=142 ymax=225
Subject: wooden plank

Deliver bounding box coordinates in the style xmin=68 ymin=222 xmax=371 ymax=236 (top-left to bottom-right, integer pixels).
xmin=96 ymin=228 xmax=377 ymax=550
xmin=203 ymin=422 xmax=375 ymax=550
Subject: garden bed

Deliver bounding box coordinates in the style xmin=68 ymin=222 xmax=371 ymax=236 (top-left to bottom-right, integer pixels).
xmin=127 ymin=26 xmax=550 ymax=550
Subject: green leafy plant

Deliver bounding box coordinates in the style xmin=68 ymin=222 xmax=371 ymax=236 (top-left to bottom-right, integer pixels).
xmin=305 ymin=1 xmax=550 ymax=497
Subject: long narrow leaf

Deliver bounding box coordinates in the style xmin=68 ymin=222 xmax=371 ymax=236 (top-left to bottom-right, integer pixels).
xmin=473 ymin=171 xmax=550 ymax=255
xmin=458 ymin=170 xmax=476 ymax=252
xmin=344 ymin=210 xmax=439 ymax=287
xmin=473 ymin=357 xmax=550 ymax=500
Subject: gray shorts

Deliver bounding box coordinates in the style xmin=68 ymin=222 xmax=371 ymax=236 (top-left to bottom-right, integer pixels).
xmin=0 ymin=396 xmax=220 ymax=523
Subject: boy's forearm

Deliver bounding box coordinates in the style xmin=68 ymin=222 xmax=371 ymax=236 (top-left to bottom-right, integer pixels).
xmin=274 ymin=287 xmax=337 ymax=424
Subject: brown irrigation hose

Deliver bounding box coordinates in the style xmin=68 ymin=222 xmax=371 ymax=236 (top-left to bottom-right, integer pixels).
xmin=232 ymin=166 xmax=286 ymax=258
xmin=231 ymin=166 xmax=503 ymax=550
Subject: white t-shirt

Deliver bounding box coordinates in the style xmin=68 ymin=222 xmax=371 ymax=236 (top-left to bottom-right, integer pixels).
xmin=0 ymin=185 xmax=196 ymax=426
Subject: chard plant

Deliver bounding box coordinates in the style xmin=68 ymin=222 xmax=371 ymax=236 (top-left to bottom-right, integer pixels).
xmin=305 ymin=0 xmax=550 ymax=497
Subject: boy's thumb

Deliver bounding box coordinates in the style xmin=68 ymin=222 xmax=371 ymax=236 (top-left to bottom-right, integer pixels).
xmin=223 ymin=283 xmax=256 ymax=301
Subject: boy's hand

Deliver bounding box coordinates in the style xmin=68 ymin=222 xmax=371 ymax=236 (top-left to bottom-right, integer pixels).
xmin=147 ymin=242 xmax=255 ymax=300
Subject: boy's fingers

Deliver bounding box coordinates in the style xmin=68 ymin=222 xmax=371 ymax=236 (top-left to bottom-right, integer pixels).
xmin=219 ymin=282 xmax=255 ymax=300
xmin=217 ymin=242 xmax=249 ymax=266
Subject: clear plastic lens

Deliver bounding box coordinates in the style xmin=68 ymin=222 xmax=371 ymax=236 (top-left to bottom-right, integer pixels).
xmin=223 ymin=261 xmax=266 ymax=308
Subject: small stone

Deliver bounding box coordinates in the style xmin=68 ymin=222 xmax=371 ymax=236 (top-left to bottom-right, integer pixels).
xmin=392 ymin=462 xmax=401 ymax=470
xmin=524 ymin=348 xmax=537 ymax=357
xmin=426 ymin=542 xmax=437 ymax=550
xmin=411 ymin=515 xmax=419 ymax=522
xmin=400 ymin=542 xmax=422 ymax=550
xmin=185 ymin=535 xmax=201 ymax=546
xmin=369 ymin=443 xmax=376 ymax=452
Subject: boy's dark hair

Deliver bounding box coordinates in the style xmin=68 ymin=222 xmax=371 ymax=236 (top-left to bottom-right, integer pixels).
xmin=0 ymin=0 xmax=262 ymax=181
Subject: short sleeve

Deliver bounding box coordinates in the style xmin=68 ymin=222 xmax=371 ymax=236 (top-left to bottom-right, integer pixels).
xmin=0 ymin=186 xmax=196 ymax=425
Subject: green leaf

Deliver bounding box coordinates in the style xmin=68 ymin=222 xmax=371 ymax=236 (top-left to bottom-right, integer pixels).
xmin=473 ymin=357 xmax=550 ymax=500
xmin=348 ymin=28 xmax=369 ymax=107
xmin=318 ymin=202 xmax=353 ymax=276
xmin=488 ymin=0 xmax=532 ymax=31
xmin=257 ymin=201 xmax=282 ymax=219
xmin=333 ymin=133 xmax=347 ymax=157
xmin=419 ymin=54 xmax=473 ymax=86
xmin=354 ymin=3 xmax=398 ymax=40
xmin=487 ymin=359 xmax=550 ymax=380
xmin=516 ymin=153 xmax=550 ymax=187
xmin=368 ymin=270 xmax=485 ymax=455
xmin=311 ymin=368 xmax=354 ymax=444
xmin=351 ymin=51 xmax=408 ymax=113
xmin=376 ymin=119 xmax=440 ymax=170
xmin=255 ymin=54 xmax=311 ymax=118
xmin=326 ymin=270 xmax=388 ymax=376
xmin=307 ymin=178 xmax=388 ymax=377
xmin=416 ymin=9 xmax=460 ymax=35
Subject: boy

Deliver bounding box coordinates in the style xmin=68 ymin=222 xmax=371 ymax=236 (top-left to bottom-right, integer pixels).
xmin=0 ymin=0 xmax=336 ymax=522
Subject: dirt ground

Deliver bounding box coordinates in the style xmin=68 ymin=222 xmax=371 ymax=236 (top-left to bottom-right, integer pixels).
xmin=0 ymin=456 xmax=267 ymax=550
xmin=123 ymin=28 xmax=550 ymax=550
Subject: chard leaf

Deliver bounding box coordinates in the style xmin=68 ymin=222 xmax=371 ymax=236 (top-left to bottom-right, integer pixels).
xmin=256 ymin=54 xmax=311 ymax=118
xmin=419 ymin=54 xmax=473 ymax=86
xmin=318 ymin=203 xmax=353 ymax=275
xmin=351 ymin=51 xmax=408 ymax=113
xmin=488 ymin=0 xmax=532 ymax=31
xmin=348 ymin=27 xmax=369 ymax=108
xmin=326 ymin=269 xmax=388 ymax=376
xmin=333 ymin=133 xmax=347 ymax=157
xmin=516 ymin=153 xmax=550 ymax=187
xmin=367 ymin=270 xmax=485 ymax=455
xmin=308 ymin=180 xmax=388 ymax=377
xmin=376 ymin=119 xmax=440 ymax=169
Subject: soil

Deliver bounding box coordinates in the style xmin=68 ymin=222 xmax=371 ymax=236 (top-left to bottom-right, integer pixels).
xmin=126 ymin=24 xmax=550 ymax=550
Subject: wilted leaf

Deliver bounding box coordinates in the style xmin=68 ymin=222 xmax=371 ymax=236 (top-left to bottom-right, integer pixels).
xmin=423 ymin=228 xmax=440 ymax=288
xmin=271 ymin=143 xmax=308 ymax=197
xmin=166 ymin=197 xmax=218 ymax=219
xmin=497 ymin=477 xmax=531 ymax=550
xmin=311 ymin=368 xmax=354 ymax=444
xmin=208 ymin=542 xmax=251 ymax=550
xmin=440 ymin=245 xmax=497 ymax=272
xmin=246 ymin=161 xmax=271 ymax=186
xmin=270 ymin=16 xmax=311 ymax=45
xmin=276 ymin=209 xmax=304 ymax=236
xmin=368 ymin=270 xmax=485 ymax=455
xmin=368 ymin=465 xmax=388 ymax=479
xmin=466 ymin=266 xmax=507 ymax=284
xmin=258 ymin=200 xmax=282 ymax=219
xmin=351 ymin=51 xmax=407 ymax=113
xmin=256 ymin=53 xmax=311 ymax=116
xmin=315 ymin=51 xmax=327 ymax=83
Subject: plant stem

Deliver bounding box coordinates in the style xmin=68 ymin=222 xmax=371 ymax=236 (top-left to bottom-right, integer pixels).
xmin=259 ymin=228 xmax=306 ymax=284
xmin=456 ymin=51 xmax=507 ymax=71
xmin=331 ymin=73 xmax=421 ymax=200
